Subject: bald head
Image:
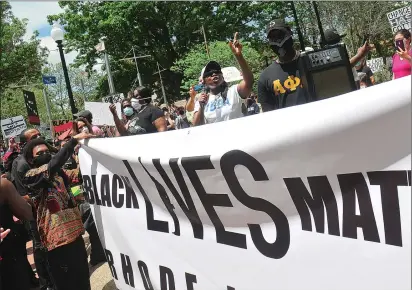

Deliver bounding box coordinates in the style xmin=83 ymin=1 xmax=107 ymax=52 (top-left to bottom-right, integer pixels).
xmin=20 ymin=128 xmax=41 ymax=143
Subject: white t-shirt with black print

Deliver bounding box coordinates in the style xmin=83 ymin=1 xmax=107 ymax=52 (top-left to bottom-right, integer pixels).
xmin=193 ymin=85 xmax=242 ymax=124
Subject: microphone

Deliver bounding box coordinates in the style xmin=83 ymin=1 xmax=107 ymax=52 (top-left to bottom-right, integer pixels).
xmin=200 ymin=87 xmax=209 ymax=109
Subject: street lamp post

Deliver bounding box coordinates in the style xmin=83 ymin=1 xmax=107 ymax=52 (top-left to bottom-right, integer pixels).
xmin=51 ymin=22 xmax=78 ymax=116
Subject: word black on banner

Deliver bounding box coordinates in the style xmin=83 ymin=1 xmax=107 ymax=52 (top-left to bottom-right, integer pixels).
xmin=23 ymin=90 xmax=40 ymax=125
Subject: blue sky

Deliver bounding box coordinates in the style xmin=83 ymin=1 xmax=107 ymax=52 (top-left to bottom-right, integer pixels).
xmin=10 ymin=1 xmax=77 ymax=65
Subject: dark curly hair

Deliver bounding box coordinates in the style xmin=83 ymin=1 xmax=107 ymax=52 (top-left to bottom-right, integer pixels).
xmin=23 ymin=138 xmax=54 ymax=165
xmin=395 ymin=29 xmax=411 ymax=40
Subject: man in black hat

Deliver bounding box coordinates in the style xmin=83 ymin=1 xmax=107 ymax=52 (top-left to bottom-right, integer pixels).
xmin=322 ymin=28 xmax=373 ymax=88
xmin=322 ymin=28 xmax=372 ymax=68
xmin=74 ymin=110 xmax=104 ymax=136
xmin=258 ymin=19 xmax=309 ymax=112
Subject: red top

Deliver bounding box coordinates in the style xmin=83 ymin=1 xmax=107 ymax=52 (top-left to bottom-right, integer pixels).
xmin=392 ymin=50 xmax=412 ymax=79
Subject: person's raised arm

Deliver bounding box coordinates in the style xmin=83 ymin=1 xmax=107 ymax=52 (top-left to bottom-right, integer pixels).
xmin=109 ymin=104 xmax=129 ymax=136
xmin=192 ymin=93 xmax=208 ymax=126
xmin=230 ymin=32 xmax=254 ymax=99
xmin=350 ymin=41 xmax=373 ymax=67
xmin=186 ymin=86 xmax=197 ymax=112
xmin=0 ymin=178 xmax=33 ymax=221
xmin=48 ymin=132 xmax=94 ymax=176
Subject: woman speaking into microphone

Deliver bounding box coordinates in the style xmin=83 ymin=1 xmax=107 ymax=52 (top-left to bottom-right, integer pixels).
xmin=192 ymin=32 xmax=254 ymax=126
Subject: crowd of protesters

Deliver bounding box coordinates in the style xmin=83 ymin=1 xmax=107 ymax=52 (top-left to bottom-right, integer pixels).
xmin=0 ymin=18 xmax=410 ymax=290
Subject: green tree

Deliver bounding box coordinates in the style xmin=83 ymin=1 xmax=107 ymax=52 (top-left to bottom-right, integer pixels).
xmin=0 ymin=1 xmax=47 ymax=91
xmin=46 ymin=1 xmax=284 ymax=101
xmin=42 ymin=63 xmax=102 ymax=118
xmin=173 ymin=40 xmax=262 ymax=95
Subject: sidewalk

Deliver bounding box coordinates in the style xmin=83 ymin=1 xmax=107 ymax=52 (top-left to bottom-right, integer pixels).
xmin=27 ymin=234 xmax=116 ymax=290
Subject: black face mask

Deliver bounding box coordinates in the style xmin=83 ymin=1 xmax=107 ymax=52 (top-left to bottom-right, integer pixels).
xmin=33 ymin=153 xmax=52 ymax=167
xmin=270 ymin=37 xmax=294 ymax=57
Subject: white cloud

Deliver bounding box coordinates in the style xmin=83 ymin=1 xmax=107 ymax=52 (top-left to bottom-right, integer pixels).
xmin=10 ymin=1 xmax=63 ymax=40
xmin=11 ymin=1 xmax=103 ymax=71
xmin=39 ymin=36 xmax=78 ymax=65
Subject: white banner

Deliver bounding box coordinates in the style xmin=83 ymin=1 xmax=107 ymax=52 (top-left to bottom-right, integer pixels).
xmin=1 ymin=115 xmax=27 ymax=139
xmin=366 ymin=57 xmax=384 ymax=73
xmin=84 ymin=102 xmax=122 ymax=126
xmin=79 ymin=77 xmax=411 ymax=290
xmin=387 ymin=6 xmax=411 ymax=33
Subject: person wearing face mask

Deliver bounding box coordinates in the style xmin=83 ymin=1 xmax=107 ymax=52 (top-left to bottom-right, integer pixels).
xmin=74 ymin=110 xmax=104 ymax=137
xmin=22 ymin=131 xmax=94 ymax=290
xmin=257 ymin=19 xmax=310 ymax=112
xmin=10 ymin=128 xmax=57 ymax=290
xmin=110 ymin=86 xmax=167 ymax=136
xmin=74 ymin=117 xmax=94 ymax=135
xmin=193 ymin=32 xmax=254 ymax=125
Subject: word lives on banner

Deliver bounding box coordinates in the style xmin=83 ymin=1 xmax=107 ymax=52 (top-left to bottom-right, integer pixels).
xmin=79 ymin=76 xmax=411 ymax=290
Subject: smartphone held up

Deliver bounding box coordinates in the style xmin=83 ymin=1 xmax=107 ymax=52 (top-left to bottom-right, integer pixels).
xmin=396 ymin=39 xmax=405 ymax=52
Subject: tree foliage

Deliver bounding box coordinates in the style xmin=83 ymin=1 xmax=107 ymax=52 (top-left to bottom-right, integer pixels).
xmin=42 ymin=63 xmax=102 ymax=118
xmin=46 ymin=1 xmax=285 ymax=101
xmin=0 ymin=1 xmax=47 ymax=91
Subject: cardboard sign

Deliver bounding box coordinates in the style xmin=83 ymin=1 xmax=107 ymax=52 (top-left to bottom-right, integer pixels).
xmin=102 ymin=93 xmax=124 ymax=103
xmin=366 ymin=57 xmax=384 ymax=73
xmin=84 ymin=102 xmax=122 ymax=126
xmin=387 ymin=6 xmax=411 ymax=33
xmin=222 ymin=67 xmax=243 ymax=83
xmin=1 ymin=116 xmax=27 ymax=138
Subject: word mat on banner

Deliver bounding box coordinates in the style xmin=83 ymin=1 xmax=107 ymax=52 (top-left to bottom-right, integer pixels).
xmin=79 ymin=77 xmax=411 ymax=290
xmin=1 ymin=116 xmax=27 ymax=139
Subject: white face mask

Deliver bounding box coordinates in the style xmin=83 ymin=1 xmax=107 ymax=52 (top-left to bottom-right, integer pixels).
xmin=131 ymin=98 xmax=141 ymax=111
xmin=360 ymin=85 xmax=367 ymax=89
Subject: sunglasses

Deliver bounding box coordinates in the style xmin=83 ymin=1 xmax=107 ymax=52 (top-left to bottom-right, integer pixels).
xmin=203 ymin=70 xmax=222 ymax=78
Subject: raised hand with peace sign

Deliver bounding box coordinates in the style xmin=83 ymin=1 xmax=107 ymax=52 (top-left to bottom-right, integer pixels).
xmin=229 ymin=32 xmax=243 ymax=57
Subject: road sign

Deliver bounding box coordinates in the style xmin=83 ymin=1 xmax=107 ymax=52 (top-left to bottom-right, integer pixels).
xmin=42 ymin=76 xmax=57 ymax=84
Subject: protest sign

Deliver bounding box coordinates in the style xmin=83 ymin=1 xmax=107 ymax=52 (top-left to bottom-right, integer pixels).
xmin=84 ymin=102 xmax=121 ymax=126
xmin=366 ymin=57 xmax=384 ymax=73
xmin=102 ymin=93 xmax=124 ymax=103
xmin=221 ymin=67 xmax=243 ymax=83
xmin=387 ymin=6 xmax=411 ymax=33
xmin=1 ymin=116 xmax=27 ymax=138
xmin=79 ymin=76 xmax=411 ymax=290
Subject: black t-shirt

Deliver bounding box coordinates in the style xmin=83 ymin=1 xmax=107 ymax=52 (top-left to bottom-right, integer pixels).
xmin=356 ymin=65 xmax=374 ymax=86
xmin=127 ymin=105 xmax=163 ymax=135
xmin=258 ymin=58 xmax=309 ymax=112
